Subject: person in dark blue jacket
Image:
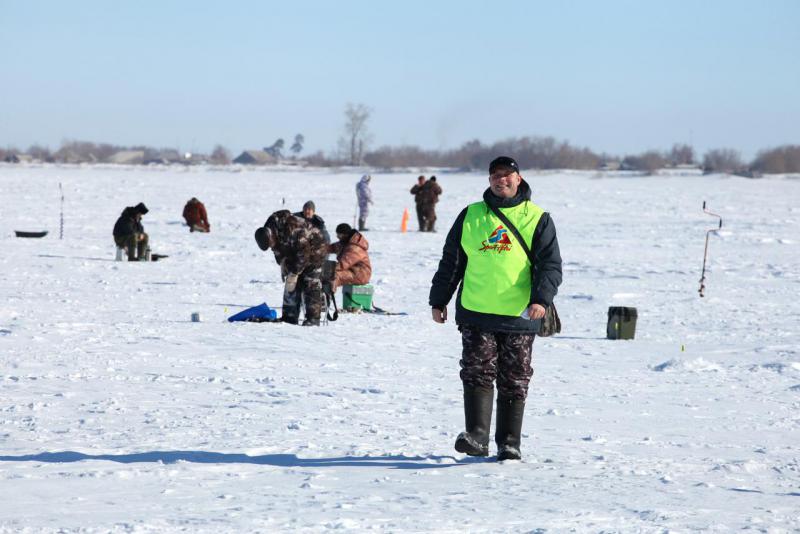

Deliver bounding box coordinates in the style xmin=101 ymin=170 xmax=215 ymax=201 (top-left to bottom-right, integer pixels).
xmin=294 ymin=200 xmax=330 ymax=244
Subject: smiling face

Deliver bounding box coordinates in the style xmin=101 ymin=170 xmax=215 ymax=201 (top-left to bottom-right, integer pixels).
xmin=489 ymin=166 xmax=522 ymax=198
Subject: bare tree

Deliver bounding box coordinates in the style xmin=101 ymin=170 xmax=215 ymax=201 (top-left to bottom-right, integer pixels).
xmin=304 ymin=150 xmax=330 ymax=166
xmin=290 ymin=134 xmax=304 ymax=155
xmin=668 ymin=143 xmax=695 ymax=166
xmin=264 ymin=138 xmax=285 ymax=159
xmin=0 ymin=146 xmax=19 ymax=161
xmin=702 ymin=148 xmax=743 ymax=174
xmin=338 ymin=103 xmax=372 ymax=165
xmin=621 ymin=150 xmax=667 ymax=174
xmin=751 ymin=145 xmax=800 ymax=174
xmin=27 ymin=144 xmax=53 ymax=162
xmin=55 ymin=139 xmax=117 ymax=163
xmin=210 ymin=144 xmax=231 ymax=165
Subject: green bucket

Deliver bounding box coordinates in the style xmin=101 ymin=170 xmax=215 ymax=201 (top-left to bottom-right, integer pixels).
xmin=343 ymin=284 xmax=374 ymax=311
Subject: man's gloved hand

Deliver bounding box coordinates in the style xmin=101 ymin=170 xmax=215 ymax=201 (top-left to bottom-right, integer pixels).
xmin=285 ymin=273 xmax=299 ymax=293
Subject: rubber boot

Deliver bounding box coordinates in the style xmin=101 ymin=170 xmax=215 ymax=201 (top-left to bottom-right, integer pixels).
xmin=358 ymin=217 xmax=367 ymax=231
xmin=495 ymin=397 xmax=525 ymax=461
xmin=454 ymin=386 xmax=493 ymax=457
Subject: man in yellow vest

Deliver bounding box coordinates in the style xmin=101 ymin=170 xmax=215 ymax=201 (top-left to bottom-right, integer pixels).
xmin=429 ymin=156 xmax=562 ymax=461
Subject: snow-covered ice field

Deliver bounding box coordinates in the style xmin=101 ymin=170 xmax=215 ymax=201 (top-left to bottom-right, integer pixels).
xmin=1 ymin=165 xmax=799 ymax=532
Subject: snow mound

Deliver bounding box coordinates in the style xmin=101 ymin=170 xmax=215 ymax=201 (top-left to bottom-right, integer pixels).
xmin=713 ymin=460 xmax=769 ymax=474
xmin=754 ymin=362 xmax=800 ymax=375
xmin=651 ymin=358 xmax=722 ymax=373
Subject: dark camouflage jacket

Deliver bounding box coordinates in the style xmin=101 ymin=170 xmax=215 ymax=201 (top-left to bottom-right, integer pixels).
xmin=419 ymin=181 xmax=442 ymax=206
xmin=293 ymin=211 xmax=331 ymax=244
xmin=264 ymin=210 xmax=327 ymax=275
xmin=410 ymin=182 xmax=425 ymax=204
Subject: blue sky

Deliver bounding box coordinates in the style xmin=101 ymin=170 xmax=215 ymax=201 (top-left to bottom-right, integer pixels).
xmin=1 ymin=0 xmax=798 ymax=158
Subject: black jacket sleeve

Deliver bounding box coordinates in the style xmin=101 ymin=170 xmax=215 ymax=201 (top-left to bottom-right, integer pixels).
xmin=113 ymin=216 xmax=136 ymax=237
xmin=530 ymin=213 xmax=562 ymax=308
xmin=429 ymin=208 xmax=468 ymax=310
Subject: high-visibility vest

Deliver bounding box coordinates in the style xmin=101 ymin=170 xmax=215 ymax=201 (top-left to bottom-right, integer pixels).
xmin=459 ymin=200 xmax=544 ymax=316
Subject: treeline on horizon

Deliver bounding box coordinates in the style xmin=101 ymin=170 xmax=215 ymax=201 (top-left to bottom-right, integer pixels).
xmin=3 ymin=137 xmax=800 ymax=175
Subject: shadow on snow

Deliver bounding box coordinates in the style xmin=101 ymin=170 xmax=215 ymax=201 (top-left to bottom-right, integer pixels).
xmin=0 ymin=451 xmax=488 ymax=469
xmin=37 ymin=254 xmax=116 ymax=262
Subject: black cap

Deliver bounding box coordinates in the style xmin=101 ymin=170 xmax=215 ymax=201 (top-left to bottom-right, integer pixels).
xmin=134 ymin=202 xmax=149 ymax=215
xmin=254 ymin=226 xmax=270 ymax=251
xmin=489 ymin=156 xmax=519 ymax=174
xmin=430 ymin=175 xmax=437 ymax=182
xmin=335 ymin=223 xmax=352 ymax=235
xmin=302 ymin=200 xmax=315 ymax=211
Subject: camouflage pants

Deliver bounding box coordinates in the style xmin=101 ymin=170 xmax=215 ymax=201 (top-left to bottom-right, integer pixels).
xmin=459 ymin=326 xmax=535 ymax=400
xmin=114 ymin=233 xmax=148 ymax=260
xmin=415 ymin=204 xmax=425 ymax=231
xmin=421 ymin=204 xmax=437 ymax=232
xmin=282 ymin=265 xmax=323 ymax=324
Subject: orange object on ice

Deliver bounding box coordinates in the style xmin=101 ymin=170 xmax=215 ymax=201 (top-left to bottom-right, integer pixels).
xmin=401 ymin=208 xmax=409 ymax=233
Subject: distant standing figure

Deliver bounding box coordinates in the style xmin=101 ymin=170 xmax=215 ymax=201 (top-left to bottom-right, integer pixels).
xmin=410 ymin=175 xmax=427 ymax=231
xmin=113 ymin=202 xmax=150 ymax=261
xmin=329 ymin=223 xmax=371 ymax=290
xmin=294 ymin=200 xmax=330 ymax=244
xmin=355 ymin=174 xmax=373 ymax=231
xmin=183 ymin=197 xmax=210 ymax=232
xmin=420 ymin=176 xmax=443 ymax=232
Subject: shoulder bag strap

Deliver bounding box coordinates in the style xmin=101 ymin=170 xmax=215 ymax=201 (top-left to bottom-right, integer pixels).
xmin=486 ymin=203 xmax=535 ymax=266
xmin=488 ymin=202 xmax=560 ymax=335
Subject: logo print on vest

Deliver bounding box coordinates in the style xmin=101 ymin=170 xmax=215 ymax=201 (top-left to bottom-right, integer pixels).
xmin=479 ymin=225 xmax=512 ymax=253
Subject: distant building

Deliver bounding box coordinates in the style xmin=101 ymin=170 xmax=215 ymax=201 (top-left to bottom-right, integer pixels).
xmin=4 ymin=153 xmax=33 ymax=164
xmin=108 ymin=150 xmax=145 ymax=165
xmin=599 ymin=160 xmax=621 ymax=171
xmin=183 ymin=152 xmax=209 ymax=165
xmin=675 ymin=163 xmax=702 ymax=170
xmin=56 ymin=149 xmax=96 ymax=164
xmin=161 ymin=149 xmax=182 ymax=162
xmin=233 ymin=150 xmax=276 ymax=165
xmin=732 ymin=169 xmax=763 ymax=179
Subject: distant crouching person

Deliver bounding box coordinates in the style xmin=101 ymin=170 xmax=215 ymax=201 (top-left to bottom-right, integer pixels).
xmin=183 ymin=197 xmax=210 ymax=232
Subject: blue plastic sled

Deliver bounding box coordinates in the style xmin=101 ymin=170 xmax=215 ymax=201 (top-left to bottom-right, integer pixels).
xmin=227 ymin=303 xmax=279 ymax=323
